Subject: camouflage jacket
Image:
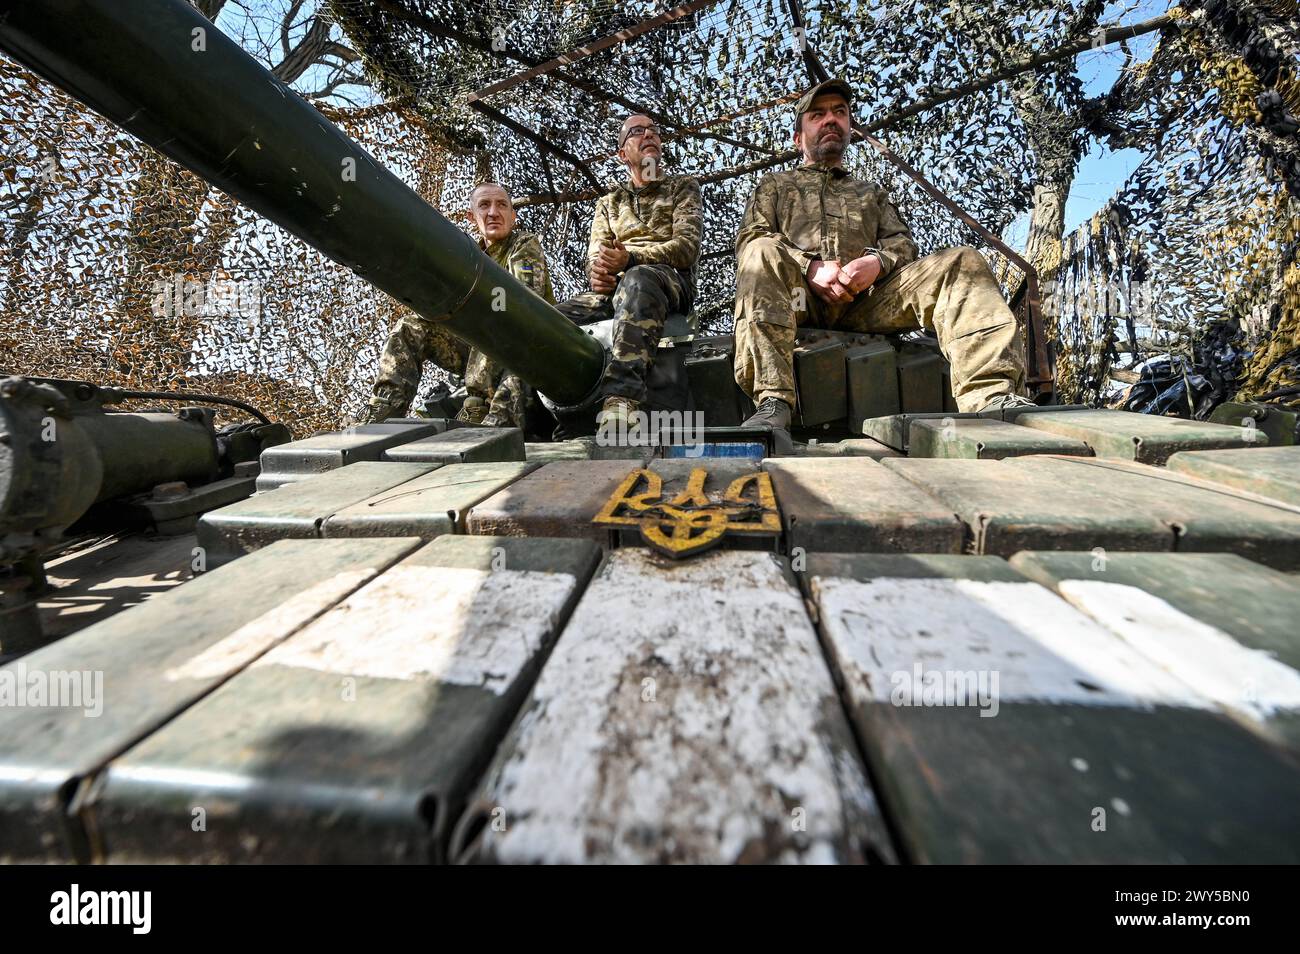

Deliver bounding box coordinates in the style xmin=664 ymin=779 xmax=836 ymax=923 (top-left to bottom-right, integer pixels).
xmin=735 ymin=163 xmax=918 ymax=279
xmin=482 ymin=228 xmax=554 ymax=304
xmin=587 ymin=176 xmax=703 ymax=288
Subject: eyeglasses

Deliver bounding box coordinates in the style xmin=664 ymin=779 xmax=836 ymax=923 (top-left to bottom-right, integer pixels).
xmin=620 ymin=124 xmax=661 ymax=145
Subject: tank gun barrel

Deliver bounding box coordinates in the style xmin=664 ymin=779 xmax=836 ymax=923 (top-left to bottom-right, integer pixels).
xmin=0 ymin=0 xmax=605 ymax=406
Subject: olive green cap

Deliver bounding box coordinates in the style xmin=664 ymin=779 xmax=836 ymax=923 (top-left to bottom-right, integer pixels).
xmin=793 ymin=78 xmax=853 ymax=133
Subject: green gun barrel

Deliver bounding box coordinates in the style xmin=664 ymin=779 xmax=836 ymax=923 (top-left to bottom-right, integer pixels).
xmin=0 ymin=0 xmax=605 ymax=406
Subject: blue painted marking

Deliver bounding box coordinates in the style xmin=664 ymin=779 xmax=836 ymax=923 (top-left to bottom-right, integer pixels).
xmin=664 ymin=442 xmax=765 ymax=460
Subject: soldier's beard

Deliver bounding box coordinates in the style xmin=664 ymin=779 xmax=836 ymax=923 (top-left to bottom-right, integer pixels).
xmin=813 ymin=133 xmax=846 ymax=163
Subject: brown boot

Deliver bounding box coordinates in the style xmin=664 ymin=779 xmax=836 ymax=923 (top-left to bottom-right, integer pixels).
xmin=456 ymin=395 xmax=489 ymax=424
xmin=595 ymin=396 xmax=643 ymax=445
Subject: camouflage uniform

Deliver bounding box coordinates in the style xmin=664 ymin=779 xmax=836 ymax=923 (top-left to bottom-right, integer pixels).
xmin=362 ymin=229 xmax=552 ymax=425
xmin=363 ymin=314 xmax=469 ymax=423
xmin=556 ymin=176 xmax=702 ymax=404
xmin=464 ymin=229 xmax=555 ymax=426
xmin=733 ymin=163 xmax=1026 ymax=413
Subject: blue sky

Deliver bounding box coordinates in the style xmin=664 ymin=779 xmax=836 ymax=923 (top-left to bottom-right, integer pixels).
xmin=1003 ymin=0 xmax=1169 ymax=246
xmin=1066 ymin=37 xmax=1156 ymax=230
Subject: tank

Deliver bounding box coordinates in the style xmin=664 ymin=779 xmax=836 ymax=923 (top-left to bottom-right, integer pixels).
xmin=0 ymin=0 xmax=959 ymax=440
xmin=0 ymin=0 xmax=604 ymax=409
xmin=1 ymin=0 xmax=1298 ymax=868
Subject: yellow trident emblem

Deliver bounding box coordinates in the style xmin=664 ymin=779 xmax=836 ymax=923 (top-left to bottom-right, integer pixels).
xmin=592 ymin=467 xmax=782 ymax=558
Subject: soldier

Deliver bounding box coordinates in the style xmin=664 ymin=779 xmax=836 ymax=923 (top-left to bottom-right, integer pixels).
xmin=460 ymin=181 xmax=554 ymax=427
xmin=360 ymin=181 xmax=553 ymax=427
xmin=359 ymin=307 xmax=467 ymax=425
xmin=733 ymin=78 xmax=1033 ymax=444
xmin=556 ymin=114 xmax=703 ymax=434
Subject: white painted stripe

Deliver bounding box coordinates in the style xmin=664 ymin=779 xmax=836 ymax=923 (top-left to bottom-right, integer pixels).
xmin=255 ymin=565 xmax=576 ymax=692
xmin=1057 ymin=580 xmax=1300 ymax=721
xmin=476 ymin=549 xmax=877 ymax=864
xmin=164 ymin=570 xmax=376 ymax=682
xmin=811 ymin=577 xmax=1210 ymax=709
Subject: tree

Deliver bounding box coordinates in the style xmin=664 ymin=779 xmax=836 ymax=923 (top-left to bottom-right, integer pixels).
xmin=114 ymin=0 xmax=368 ymax=387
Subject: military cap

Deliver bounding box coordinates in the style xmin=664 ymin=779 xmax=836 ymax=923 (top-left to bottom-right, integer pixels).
xmin=793 ymin=78 xmax=853 ymax=133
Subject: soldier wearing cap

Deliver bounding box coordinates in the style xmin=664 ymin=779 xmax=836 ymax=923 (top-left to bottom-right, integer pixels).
xmin=360 ymin=181 xmax=553 ymax=427
xmin=733 ymin=78 xmax=1032 ymax=441
xmin=556 ymin=114 xmax=703 ymax=436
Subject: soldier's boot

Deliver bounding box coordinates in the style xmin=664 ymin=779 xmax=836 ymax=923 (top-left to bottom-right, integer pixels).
xmin=354 ymin=403 xmax=390 ymax=425
xmin=354 ymin=395 xmax=404 ymax=425
xmin=741 ymin=397 xmax=794 ymax=456
xmin=456 ymin=395 xmax=489 ymax=424
xmin=596 ymin=396 xmax=643 ymax=446
xmin=977 ymin=393 xmax=1037 ymax=413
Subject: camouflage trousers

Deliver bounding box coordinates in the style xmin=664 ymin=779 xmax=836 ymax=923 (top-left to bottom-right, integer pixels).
xmin=463 ymin=349 xmax=530 ymax=427
xmin=363 ymin=315 xmax=530 ymax=427
xmin=557 ymin=264 xmax=692 ymax=404
xmin=364 ymin=314 xmax=468 ymax=422
xmin=734 ymin=242 xmax=1026 ymax=413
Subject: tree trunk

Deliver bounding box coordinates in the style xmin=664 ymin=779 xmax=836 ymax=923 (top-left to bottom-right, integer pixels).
xmin=1023 ymin=181 xmax=1069 ymax=277
xmin=112 ymin=12 xmax=347 ymax=387
xmin=1009 ymin=65 xmax=1089 ymax=397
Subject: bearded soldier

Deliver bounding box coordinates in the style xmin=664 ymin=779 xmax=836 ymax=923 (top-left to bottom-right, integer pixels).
xmin=556 ymin=114 xmax=703 ymax=435
xmin=360 ymin=181 xmax=552 ymax=427
xmin=733 ymin=79 xmax=1033 ymax=444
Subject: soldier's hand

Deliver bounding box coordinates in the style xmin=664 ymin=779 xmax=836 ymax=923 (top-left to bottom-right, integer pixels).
xmin=590 ymin=264 xmax=617 ymax=294
xmin=596 ymin=241 xmax=631 ymax=274
xmin=807 ymin=259 xmax=853 ymax=304
xmin=841 ymin=254 xmax=883 ymax=294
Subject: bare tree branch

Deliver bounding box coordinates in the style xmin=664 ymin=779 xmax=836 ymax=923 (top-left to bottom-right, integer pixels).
xmin=273 ymin=15 xmax=333 ymax=83
xmin=305 ymin=68 xmax=368 ymax=100
xmin=282 ymin=0 xmax=307 ymax=60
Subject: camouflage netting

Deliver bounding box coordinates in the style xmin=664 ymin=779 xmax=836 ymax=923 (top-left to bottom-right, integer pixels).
xmin=2 ymin=0 xmax=1298 ymax=432
xmin=1051 ymin=0 xmax=1300 ymax=409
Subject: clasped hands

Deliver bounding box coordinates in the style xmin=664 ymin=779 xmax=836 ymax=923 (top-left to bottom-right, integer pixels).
xmin=807 ymin=254 xmax=882 ymax=305
xmin=589 ymin=240 xmax=631 ymax=294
